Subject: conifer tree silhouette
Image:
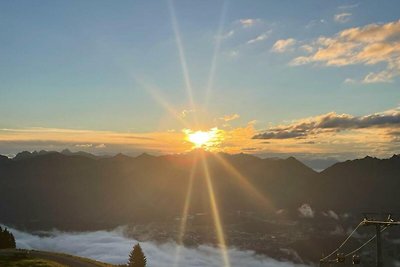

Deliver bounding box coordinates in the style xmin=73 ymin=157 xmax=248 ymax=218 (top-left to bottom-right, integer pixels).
xmin=128 ymin=243 xmax=147 ymax=267
xmin=0 ymin=227 xmax=16 ymax=249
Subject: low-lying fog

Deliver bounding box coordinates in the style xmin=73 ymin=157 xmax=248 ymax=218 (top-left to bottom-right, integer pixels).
xmin=3 ymin=225 xmax=310 ymax=267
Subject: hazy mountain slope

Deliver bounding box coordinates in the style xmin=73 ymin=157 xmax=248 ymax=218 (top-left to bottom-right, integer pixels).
xmin=0 ymin=151 xmax=398 ymax=230
xmin=315 ymin=155 xmax=400 ymax=212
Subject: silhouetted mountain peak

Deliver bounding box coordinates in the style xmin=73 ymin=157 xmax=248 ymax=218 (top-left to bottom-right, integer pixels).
xmin=113 ymin=153 xmax=131 ymax=160
xmin=13 ymin=150 xmax=59 ymax=160
xmin=285 ymin=156 xmax=309 ymax=168
xmin=0 ymin=154 xmax=10 ymax=162
xmin=390 ymin=154 xmax=400 ymax=160
xmin=136 ymin=152 xmax=154 ymax=159
xmin=13 ymin=151 xmax=34 ymax=160
xmin=60 ymin=149 xmax=99 ymax=159
xmin=61 ymin=149 xmax=72 ymax=154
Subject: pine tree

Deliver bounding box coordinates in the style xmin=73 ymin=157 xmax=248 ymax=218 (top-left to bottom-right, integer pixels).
xmin=10 ymin=232 xmax=16 ymax=248
xmin=127 ymin=243 xmax=147 ymax=267
xmin=0 ymin=227 xmax=16 ymax=249
xmin=0 ymin=226 xmax=4 ymax=249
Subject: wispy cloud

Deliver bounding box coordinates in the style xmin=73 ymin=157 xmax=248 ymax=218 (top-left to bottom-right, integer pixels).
xmin=220 ymin=114 xmax=240 ymax=122
xmin=239 ymin=18 xmax=262 ymax=28
xmin=226 ymin=49 xmax=239 ymax=58
xmin=0 ymin=127 xmax=186 ymax=154
xmin=179 ymin=109 xmax=195 ymax=119
xmin=305 ymin=19 xmax=326 ymax=29
xmin=271 ymin=38 xmax=296 ymax=53
xmin=75 ymin=144 xmax=93 ymax=148
xmin=221 ymin=29 xmax=235 ymax=39
xmin=289 ymin=19 xmax=400 ymax=83
xmin=220 ymin=18 xmax=266 ymax=41
xmin=247 ymin=31 xmax=270 ymax=44
xmin=338 ymin=3 xmax=359 ymax=10
xmin=334 ymin=13 xmax=352 ymax=23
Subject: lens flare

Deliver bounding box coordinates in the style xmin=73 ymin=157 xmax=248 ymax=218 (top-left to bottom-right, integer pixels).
xmin=184 ymin=127 xmax=223 ymax=149
xmin=201 ymin=153 xmax=231 ymax=267
xmin=173 ymin=155 xmax=198 ymax=267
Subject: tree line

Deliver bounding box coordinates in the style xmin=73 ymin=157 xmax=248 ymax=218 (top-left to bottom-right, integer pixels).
xmin=0 ymin=226 xmax=16 ymax=249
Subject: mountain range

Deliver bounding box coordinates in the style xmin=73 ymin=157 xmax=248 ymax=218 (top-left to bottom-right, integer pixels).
xmin=0 ymin=150 xmax=399 ymax=230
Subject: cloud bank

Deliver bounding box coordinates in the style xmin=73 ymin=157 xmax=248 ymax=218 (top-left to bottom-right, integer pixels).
xmin=253 ymin=107 xmax=400 ymax=140
xmin=4 ymin=226 xmax=309 ymax=267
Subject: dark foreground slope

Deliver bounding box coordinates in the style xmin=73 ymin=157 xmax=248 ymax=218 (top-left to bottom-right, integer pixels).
xmin=0 ymin=151 xmax=399 ymax=230
xmin=0 ymin=249 xmax=114 ymax=267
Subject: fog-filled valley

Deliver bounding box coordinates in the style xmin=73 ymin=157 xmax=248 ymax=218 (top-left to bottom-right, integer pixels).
xmin=2 ymin=225 xmax=312 ymax=267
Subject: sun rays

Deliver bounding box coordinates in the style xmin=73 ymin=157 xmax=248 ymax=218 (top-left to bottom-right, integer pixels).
xmin=164 ymin=1 xmax=266 ymax=266
xmin=205 ymin=0 xmax=228 ymax=108
xmin=212 ymin=153 xmax=274 ymax=211
xmin=173 ymin=154 xmax=198 ymax=267
xmin=167 ymin=1 xmax=232 ymax=264
xmin=200 ymin=152 xmax=231 ymax=267
xmin=168 ymin=0 xmax=196 ymax=114
xmin=110 ymin=7 xmax=268 ymax=267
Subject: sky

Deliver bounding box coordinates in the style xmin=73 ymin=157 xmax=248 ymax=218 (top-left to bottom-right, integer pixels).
xmin=0 ymin=0 xmax=399 ymax=160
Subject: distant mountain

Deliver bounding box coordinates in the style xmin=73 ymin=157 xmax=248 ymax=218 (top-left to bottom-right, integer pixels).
xmin=13 ymin=149 xmax=108 ymax=161
xmin=0 ymin=151 xmax=399 ymax=230
xmin=13 ymin=150 xmax=56 ymax=161
xmin=314 ymin=154 xmax=400 ymax=212
xmin=0 ymin=155 xmax=9 ymax=165
xmin=298 ymin=158 xmax=339 ymax=171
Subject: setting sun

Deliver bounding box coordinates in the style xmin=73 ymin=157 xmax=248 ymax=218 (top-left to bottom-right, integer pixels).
xmin=184 ymin=127 xmax=222 ymax=149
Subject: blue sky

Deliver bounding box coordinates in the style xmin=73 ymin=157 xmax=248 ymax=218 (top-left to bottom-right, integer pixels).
xmin=0 ymin=0 xmax=399 ymax=158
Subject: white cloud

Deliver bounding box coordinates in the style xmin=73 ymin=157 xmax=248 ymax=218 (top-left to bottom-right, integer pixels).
xmin=227 ymin=50 xmax=239 ymax=58
xmin=96 ymin=143 xmax=106 ymax=148
xmin=322 ymin=210 xmax=339 ymax=220
xmin=75 ymin=144 xmax=93 ymax=148
xmin=220 ymin=114 xmax=240 ymax=122
xmin=363 ymin=70 xmax=395 ymax=84
xmin=338 ymin=3 xmax=359 ymax=10
xmin=300 ymin=45 xmax=314 ymax=53
xmin=221 ymin=30 xmax=235 ymax=39
xmin=271 ymin=39 xmax=296 ymax=53
xmin=5 ymin=225 xmax=309 ymax=267
xmin=290 ymin=19 xmax=400 ymax=83
xmin=305 ymin=19 xmax=326 ymax=29
xmin=298 ymin=204 xmax=314 ymax=218
xmin=179 ymin=109 xmax=195 ymax=119
xmin=247 ymin=32 xmax=270 ymax=44
xmin=239 ymin=19 xmax=262 ymax=28
xmin=334 ymin=13 xmax=352 ymax=23
xmin=344 ymin=78 xmax=357 ymax=84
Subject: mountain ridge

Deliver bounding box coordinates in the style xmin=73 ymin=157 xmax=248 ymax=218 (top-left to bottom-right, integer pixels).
xmin=0 ymin=150 xmax=399 ymax=231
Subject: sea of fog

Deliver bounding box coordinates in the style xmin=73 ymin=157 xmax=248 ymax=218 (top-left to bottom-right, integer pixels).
xmin=2 ymin=225 xmax=310 ymax=267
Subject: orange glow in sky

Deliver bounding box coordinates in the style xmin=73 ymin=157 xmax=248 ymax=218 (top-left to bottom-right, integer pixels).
xmin=184 ymin=127 xmax=223 ymax=149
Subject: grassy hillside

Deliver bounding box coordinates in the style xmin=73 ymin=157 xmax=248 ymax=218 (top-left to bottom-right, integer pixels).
xmin=0 ymin=249 xmax=115 ymax=267
xmin=0 ymin=250 xmax=65 ymax=267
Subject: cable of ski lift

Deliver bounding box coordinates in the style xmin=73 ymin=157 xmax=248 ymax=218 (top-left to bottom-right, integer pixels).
xmin=344 ymin=226 xmax=388 ymax=257
xmin=320 ymin=221 xmax=364 ymax=262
